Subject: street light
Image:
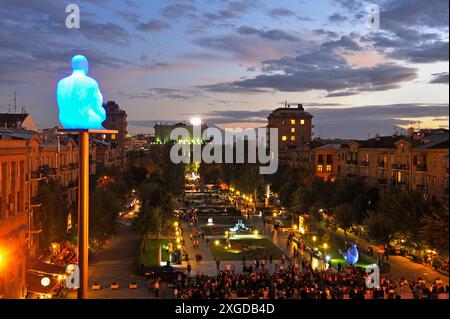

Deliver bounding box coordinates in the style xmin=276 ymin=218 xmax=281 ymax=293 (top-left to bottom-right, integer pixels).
xmin=323 ymin=243 xmax=328 ymax=256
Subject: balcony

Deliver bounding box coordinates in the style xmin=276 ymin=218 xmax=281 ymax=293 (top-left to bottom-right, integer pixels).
xmin=392 ymin=163 xmax=409 ymax=170
xmin=377 ymin=178 xmax=388 ymax=185
xmin=67 ymin=180 xmax=78 ymax=191
xmin=69 ymin=163 xmax=78 ymax=170
xmin=38 ymin=165 xmax=57 ymax=177
xmin=415 ymin=164 xmax=427 ymax=172
xmin=360 ymin=161 xmax=369 ymax=167
xmin=30 ymin=171 xmax=46 ymax=181
xmin=378 ymin=161 xmax=385 ymax=168
xmin=415 ymin=184 xmax=426 ymax=191
xmin=346 ymin=160 xmax=358 ymax=165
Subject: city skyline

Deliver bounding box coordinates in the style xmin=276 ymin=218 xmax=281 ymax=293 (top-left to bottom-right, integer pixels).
xmin=0 ymin=0 xmax=448 ymax=139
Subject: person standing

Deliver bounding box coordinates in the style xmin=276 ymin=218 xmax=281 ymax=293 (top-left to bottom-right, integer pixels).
xmin=154 ymin=280 xmax=160 ymax=298
xmin=216 ymin=259 xmax=220 ymax=272
xmin=187 ymin=262 xmax=192 ymax=275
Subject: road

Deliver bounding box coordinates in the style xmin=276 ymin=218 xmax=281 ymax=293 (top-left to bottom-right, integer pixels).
xmin=67 ymin=218 xmax=155 ymax=299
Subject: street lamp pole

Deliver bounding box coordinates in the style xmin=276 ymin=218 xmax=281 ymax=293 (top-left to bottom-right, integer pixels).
xmin=60 ymin=129 xmax=117 ymax=299
xmin=78 ymin=130 xmax=89 ymax=299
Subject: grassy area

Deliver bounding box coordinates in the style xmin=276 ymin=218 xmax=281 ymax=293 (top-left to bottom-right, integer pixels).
xmin=209 ymin=238 xmax=284 ymax=261
xmin=301 ymin=230 xmax=376 ymax=268
xmin=198 ymin=216 xmax=244 ymax=225
xmin=139 ymin=238 xmax=176 ymax=266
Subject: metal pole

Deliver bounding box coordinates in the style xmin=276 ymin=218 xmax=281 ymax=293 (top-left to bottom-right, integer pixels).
xmin=77 ymin=131 xmax=89 ymax=299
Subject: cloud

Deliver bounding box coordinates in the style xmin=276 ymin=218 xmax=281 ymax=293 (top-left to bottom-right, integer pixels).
xmin=321 ymin=35 xmax=361 ymax=51
xmin=430 ymin=72 xmax=449 ymax=84
xmin=203 ymin=0 xmax=259 ymax=21
xmin=332 ymin=0 xmax=364 ymax=11
xmin=192 ymin=29 xmax=305 ymax=62
xmin=137 ymin=19 xmax=171 ymax=32
xmin=267 ymin=7 xmax=311 ymax=21
xmin=199 ymin=37 xmax=417 ymax=94
xmin=388 ymin=40 xmax=449 ymax=63
xmin=161 ymin=2 xmax=197 ymax=19
xmin=236 ymin=26 xmax=300 ymax=42
xmin=359 ymin=0 xmax=449 ymax=64
xmin=119 ymin=88 xmax=206 ymax=101
xmin=328 ymin=13 xmax=348 ymax=23
xmin=200 ymin=103 xmax=449 ymax=138
xmin=325 ymin=91 xmax=358 ymax=97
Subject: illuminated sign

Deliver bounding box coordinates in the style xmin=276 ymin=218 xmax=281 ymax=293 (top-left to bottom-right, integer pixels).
xmin=57 ymin=55 xmax=106 ymax=129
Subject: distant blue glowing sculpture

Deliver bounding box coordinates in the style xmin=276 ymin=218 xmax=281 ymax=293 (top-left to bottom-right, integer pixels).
xmin=57 ymin=55 xmax=106 ymax=129
xmin=338 ymin=243 xmax=359 ymax=265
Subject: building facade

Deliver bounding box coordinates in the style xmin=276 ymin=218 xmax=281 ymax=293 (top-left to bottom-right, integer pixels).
xmin=311 ymin=129 xmax=449 ymax=201
xmin=267 ymin=103 xmax=313 ymax=152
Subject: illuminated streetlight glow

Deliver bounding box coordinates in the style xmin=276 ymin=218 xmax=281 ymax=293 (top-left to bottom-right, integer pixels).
xmin=41 ymin=277 xmax=51 ymax=287
xmin=190 ymin=117 xmax=202 ymax=126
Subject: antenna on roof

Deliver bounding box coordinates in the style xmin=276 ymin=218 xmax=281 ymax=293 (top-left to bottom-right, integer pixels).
xmin=14 ymin=91 xmax=17 ymax=113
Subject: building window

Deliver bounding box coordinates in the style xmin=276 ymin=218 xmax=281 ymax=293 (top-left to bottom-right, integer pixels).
xmin=111 ymin=134 xmax=116 ymax=140
xmin=317 ymin=165 xmax=323 ymax=172
xmin=290 ymin=136 xmax=296 ymax=141
xmin=300 ymin=119 xmax=305 ymax=125
xmin=281 ymin=136 xmax=287 ymax=141
xmin=326 ymin=165 xmax=332 ymax=172
xmin=291 ymin=127 xmax=295 ymax=133
xmin=318 ymin=154 xmax=323 ymax=164
xmin=290 ymin=119 xmax=296 ymax=125
xmin=326 ymin=154 xmax=333 ymax=164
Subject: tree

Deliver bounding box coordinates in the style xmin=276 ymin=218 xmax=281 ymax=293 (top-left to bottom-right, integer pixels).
xmin=35 ymin=180 xmax=69 ymax=249
xmin=419 ymin=202 xmax=449 ymax=255
xmin=160 ymin=194 xmax=177 ymax=231
xmin=364 ymin=213 xmax=395 ymax=245
xmin=334 ymin=203 xmax=355 ymax=243
xmin=89 ymin=189 xmax=120 ymax=251
xmin=135 ymin=203 xmax=162 ymax=251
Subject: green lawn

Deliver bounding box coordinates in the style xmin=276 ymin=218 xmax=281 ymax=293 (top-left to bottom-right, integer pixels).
xmin=302 ymin=231 xmax=376 ymax=268
xmin=209 ymin=238 xmax=284 ymax=261
xmin=139 ymin=239 xmax=176 ymax=266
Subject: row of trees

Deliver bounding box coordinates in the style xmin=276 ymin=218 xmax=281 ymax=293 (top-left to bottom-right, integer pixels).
xmin=274 ymin=165 xmax=448 ymax=255
xmin=130 ymin=145 xmax=185 ymax=251
xmin=35 ymin=168 xmax=129 ymax=252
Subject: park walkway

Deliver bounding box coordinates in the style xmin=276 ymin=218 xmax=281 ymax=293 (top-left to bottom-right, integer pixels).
xmin=66 ymin=219 xmax=155 ymax=299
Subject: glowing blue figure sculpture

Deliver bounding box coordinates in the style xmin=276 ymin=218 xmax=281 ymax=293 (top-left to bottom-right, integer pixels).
xmin=57 ymin=55 xmax=106 ymax=129
xmin=338 ymin=243 xmax=359 ymax=265
xmin=229 ymin=220 xmax=250 ymax=232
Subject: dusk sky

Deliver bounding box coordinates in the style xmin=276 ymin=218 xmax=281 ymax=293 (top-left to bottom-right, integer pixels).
xmin=0 ymin=0 xmax=448 ymax=138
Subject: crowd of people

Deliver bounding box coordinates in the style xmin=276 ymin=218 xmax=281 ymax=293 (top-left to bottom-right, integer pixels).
xmin=171 ymin=262 xmax=448 ymax=299
xmin=173 ymin=208 xmax=449 ymax=300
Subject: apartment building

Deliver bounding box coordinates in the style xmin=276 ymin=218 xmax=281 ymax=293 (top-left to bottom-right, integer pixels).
xmin=312 ymin=128 xmax=449 ymax=201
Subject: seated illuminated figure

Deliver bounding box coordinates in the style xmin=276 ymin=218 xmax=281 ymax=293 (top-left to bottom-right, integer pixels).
xmin=229 ymin=220 xmax=249 ymax=233
xmin=338 ymin=243 xmax=359 ymax=265
xmin=57 ymin=55 xmax=106 ymax=129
